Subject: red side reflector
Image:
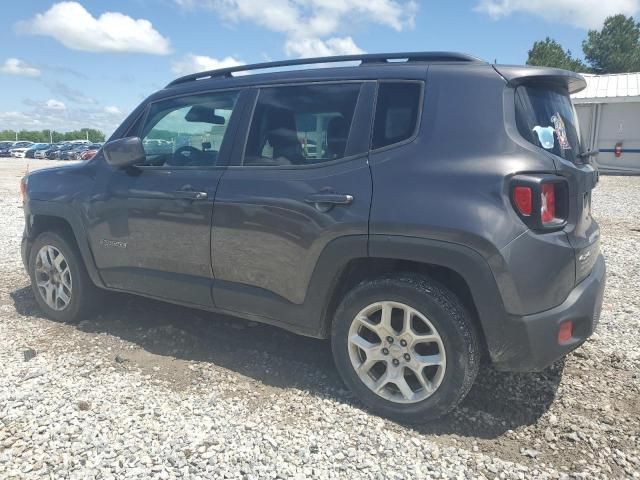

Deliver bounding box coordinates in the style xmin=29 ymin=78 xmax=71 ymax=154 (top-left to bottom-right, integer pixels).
xmin=541 ymin=183 xmax=556 ymax=224
xmin=558 ymin=321 xmax=573 ymax=344
xmin=513 ymin=186 xmax=532 ymax=216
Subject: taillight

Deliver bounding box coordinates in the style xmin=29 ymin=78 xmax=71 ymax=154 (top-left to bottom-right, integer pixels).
xmin=540 ymin=183 xmax=556 ymax=224
xmin=510 ymin=175 xmax=567 ymax=231
xmin=513 ymin=186 xmax=532 ymax=216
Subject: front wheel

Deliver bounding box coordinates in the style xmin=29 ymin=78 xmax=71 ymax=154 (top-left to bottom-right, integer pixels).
xmin=331 ymin=274 xmax=480 ymax=423
xmin=28 ymin=231 xmax=100 ymax=323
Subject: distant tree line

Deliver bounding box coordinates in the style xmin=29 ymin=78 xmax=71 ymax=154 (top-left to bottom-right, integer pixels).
xmin=0 ymin=128 xmax=106 ymax=143
xmin=527 ymin=14 xmax=640 ymax=73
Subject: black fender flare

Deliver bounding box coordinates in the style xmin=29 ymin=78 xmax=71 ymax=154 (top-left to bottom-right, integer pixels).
xmin=364 ymin=235 xmax=510 ymax=360
xmin=24 ymin=200 xmax=105 ymax=288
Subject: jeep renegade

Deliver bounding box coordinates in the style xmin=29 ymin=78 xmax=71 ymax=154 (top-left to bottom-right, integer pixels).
xmin=21 ymin=52 xmax=606 ymax=422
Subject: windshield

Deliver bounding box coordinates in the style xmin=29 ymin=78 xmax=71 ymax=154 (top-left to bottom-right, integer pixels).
xmin=515 ymin=85 xmax=583 ymax=164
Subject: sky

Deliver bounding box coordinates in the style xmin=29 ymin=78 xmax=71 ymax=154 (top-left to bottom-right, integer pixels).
xmin=1 ymin=0 xmax=638 ymax=136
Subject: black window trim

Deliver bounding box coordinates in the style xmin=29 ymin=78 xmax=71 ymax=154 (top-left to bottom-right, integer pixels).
xmin=232 ymin=79 xmax=374 ymax=171
xmin=121 ymin=86 xmax=244 ymax=171
xmin=369 ymin=79 xmax=425 ymax=154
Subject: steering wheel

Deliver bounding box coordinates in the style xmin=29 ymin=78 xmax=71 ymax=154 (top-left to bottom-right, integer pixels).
xmin=168 ymin=146 xmax=202 ymax=166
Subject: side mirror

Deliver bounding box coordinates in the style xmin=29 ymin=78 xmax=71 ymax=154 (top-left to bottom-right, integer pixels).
xmin=103 ymin=137 xmax=146 ymax=168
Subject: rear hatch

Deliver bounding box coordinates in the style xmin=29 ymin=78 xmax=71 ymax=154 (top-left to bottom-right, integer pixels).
xmin=497 ymin=65 xmax=601 ymax=284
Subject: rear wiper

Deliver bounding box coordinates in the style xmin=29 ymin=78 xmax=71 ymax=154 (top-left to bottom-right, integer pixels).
xmin=577 ymin=149 xmax=599 ymax=159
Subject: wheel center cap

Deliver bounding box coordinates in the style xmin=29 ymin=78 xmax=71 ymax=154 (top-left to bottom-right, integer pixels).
xmin=389 ymin=343 xmax=403 ymax=356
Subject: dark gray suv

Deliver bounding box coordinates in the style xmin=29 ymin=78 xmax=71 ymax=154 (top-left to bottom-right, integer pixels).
xmin=21 ymin=52 xmax=605 ymax=422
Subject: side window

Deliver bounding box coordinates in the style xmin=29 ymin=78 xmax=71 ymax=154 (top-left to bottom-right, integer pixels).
xmin=243 ymin=83 xmax=361 ymax=166
xmin=372 ymin=82 xmax=422 ymax=150
xmin=139 ymin=91 xmax=239 ymax=167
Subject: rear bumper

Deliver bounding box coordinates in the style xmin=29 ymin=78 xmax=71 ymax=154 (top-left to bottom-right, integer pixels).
xmin=492 ymin=253 xmax=606 ymax=372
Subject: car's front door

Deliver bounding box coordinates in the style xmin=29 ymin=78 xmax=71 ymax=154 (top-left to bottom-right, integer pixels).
xmin=87 ymin=89 xmax=245 ymax=306
xmin=211 ymin=82 xmax=375 ymax=330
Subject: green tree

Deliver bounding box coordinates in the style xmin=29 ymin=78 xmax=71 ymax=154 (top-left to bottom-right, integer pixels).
xmin=0 ymin=129 xmax=105 ymax=143
xmin=583 ymin=14 xmax=640 ymax=73
xmin=526 ymin=37 xmax=589 ymax=72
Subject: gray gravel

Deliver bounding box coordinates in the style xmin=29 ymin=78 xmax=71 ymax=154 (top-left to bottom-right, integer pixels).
xmin=0 ymin=159 xmax=639 ymax=479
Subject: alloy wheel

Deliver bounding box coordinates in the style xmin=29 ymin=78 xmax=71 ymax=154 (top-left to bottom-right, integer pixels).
xmin=34 ymin=245 xmax=72 ymax=311
xmin=348 ymin=301 xmax=446 ymax=404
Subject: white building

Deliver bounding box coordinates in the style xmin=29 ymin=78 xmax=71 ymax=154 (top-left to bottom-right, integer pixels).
xmin=572 ymin=72 xmax=640 ymax=174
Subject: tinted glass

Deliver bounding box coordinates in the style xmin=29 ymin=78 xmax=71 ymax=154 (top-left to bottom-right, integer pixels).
xmin=372 ymin=82 xmax=422 ymax=150
xmin=515 ymin=85 xmax=582 ymax=164
xmin=243 ymin=83 xmax=361 ymax=166
xmin=140 ymin=91 xmax=239 ymax=167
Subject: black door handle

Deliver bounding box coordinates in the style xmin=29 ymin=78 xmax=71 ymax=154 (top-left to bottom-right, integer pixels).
xmin=304 ymin=193 xmax=354 ymax=205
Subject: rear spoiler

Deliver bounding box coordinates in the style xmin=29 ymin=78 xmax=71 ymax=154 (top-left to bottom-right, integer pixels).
xmin=493 ymin=65 xmax=587 ymax=95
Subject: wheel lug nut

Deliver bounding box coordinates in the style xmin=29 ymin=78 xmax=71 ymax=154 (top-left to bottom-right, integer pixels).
xmin=382 ymin=348 xmax=389 ymax=355
xmin=392 ymin=359 xmax=400 ymax=366
xmin=404 ymin=353 xmax=411 ymax=361
xmin=386 ymin=336 xmax=394 ymax=343
xmin=400 ymin=339 xmax=407 ymax=347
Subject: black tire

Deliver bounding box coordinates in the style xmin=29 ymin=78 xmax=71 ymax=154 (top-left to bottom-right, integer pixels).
xmin=28 ymin=231 xmax=100 ymax=323
xmin=331 ymin=273 xmax=480 ymax=423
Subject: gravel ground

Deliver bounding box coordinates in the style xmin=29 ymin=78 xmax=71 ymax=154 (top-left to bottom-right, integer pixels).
xmin=0 ymin=158 xmax=639 ymax=479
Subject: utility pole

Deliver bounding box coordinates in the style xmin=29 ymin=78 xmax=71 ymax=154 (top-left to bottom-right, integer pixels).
xmin=49 ymin=130 xmax=53 ymax=144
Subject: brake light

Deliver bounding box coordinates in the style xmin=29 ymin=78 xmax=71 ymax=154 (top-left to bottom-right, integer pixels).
xmin=510 ymin=175 xmax=567 ymax=230
xmin=513 ymin=186 xmax=532 ymax=216
xmin=541 ymin=183 xmax=556 ymax=224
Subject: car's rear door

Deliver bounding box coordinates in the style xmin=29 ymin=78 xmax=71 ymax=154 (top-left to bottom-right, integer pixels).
xmin=87 ymin=89 xmax=248 ymax=306
xmin=210 ymin=81 xmax=375 ymax=330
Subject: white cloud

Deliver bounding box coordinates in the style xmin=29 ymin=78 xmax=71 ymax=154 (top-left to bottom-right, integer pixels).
xmin=285 ymin=36 xmax=365 ymax=58
xmin=23 ymin=98 xmax=67 ymax=110
xmin=475 ymin=0 xmax=640 ymax=29
xmin=176 ymin=0 xmax=417 ymax=57
xmin=1 ymin=58 xmax=41 ymax=77
xmin=104 ymin=106 xmax=122 ymax=115
xmin=18 ymin=2 xmax=171 ymax=55
xmin=171 ymin=54 xmax=244 ymax=75
xmin=45 ymin=99 xmax=66 ymax=110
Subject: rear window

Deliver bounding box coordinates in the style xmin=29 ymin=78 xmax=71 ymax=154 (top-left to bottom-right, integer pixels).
xmin=243 ymin=83 xmax=361 ymax=166
xmin=515 ymin=85 xmax=582 ymax=163
xmin=372 ymin=82 xmax=422 ymax=150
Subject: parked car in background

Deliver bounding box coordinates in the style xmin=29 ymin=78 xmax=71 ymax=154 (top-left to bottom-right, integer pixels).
xmin=43 ymin=143 xmax=68 ymax=159
xmin=10 ymin=142 xmax=34 ymax=158
xmin=50 ymin=143 xmax=74 ymax=160
xmin=25 ymin=143 xmax=51 ymax=159
xmin=60 ymin=144 xmax=90 ymax=161
xmin=80 ymin=143 xmax=102 ymax=160
xmin=0 ymin=141 xmax=15 ymax=156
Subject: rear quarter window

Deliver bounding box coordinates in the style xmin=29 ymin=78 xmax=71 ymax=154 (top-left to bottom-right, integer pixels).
xmin=372 ymin=82 xmax=422 ymax=150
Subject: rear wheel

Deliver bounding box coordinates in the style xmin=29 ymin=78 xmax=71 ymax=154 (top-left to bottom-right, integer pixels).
xmin=29 ymin=231 xmax=99 ymax=323
xmin=331 ymin=274 xmax=480 ymax=422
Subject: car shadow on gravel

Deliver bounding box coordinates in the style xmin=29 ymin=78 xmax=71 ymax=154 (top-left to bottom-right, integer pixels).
xmin=11 ymin=286 xmax=563 ymax=439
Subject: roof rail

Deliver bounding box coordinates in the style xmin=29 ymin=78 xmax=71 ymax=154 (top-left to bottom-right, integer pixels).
xmin=166 ymin=51 xmax=483 ymax=87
